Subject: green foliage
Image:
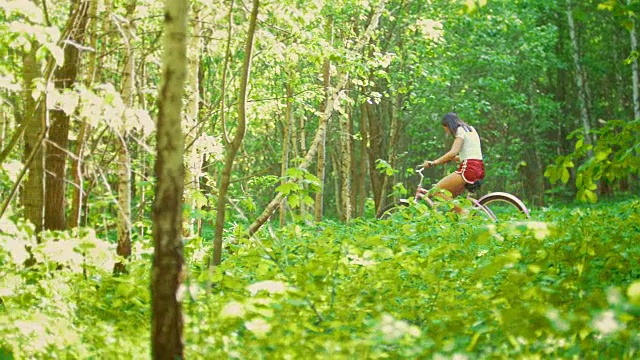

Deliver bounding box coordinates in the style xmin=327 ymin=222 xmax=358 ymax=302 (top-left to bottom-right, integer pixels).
xmin=3 ymin=199 xmax=640 ymax=358
xmin=0 ymin=1 xmax=64 ymax=75
xmin=186 ymin=199 xmax=640 ymax=357
xmin=275 ymin=167 xmax=322 ymax=209
xmin=375 ymin=159 xmax=398 ymax=177
xmin=0 ymin=221 xmax=150 ymax=359
xmin=545 ymin=119 xmax=640 ymax=202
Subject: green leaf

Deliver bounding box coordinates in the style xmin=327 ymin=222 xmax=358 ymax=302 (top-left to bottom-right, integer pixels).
xmin=584 ymin=189 xmax=597 ymax=203
xmin=628 ymin=280 xmax=640 ymax=306
xmin=543 ymin=166 xmax=554 ymax=178
xmin=561 ymin=168 xmax=570 ymax=184
xmin=288 ymin=194 xmax=300 ymax=208
xmin=595 ymin=149 xmax=612 ymax=161
xmin=598 ymin=0 xmax=619 ymax=12
xmin=285 ymin=167 xmax=305 ymax=179
xmin=275 ymin=182 xmax=299 ymax=195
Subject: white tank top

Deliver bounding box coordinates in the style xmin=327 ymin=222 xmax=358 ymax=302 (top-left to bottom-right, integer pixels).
xmin=455 ymin=126 xmax=483 ymax=161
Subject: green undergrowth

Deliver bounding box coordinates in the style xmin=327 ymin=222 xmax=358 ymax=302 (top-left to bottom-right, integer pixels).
xmin=1 ymin=198 xmax=639 ymax=359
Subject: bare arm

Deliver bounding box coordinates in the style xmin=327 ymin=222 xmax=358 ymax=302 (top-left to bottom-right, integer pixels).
xmin=423 ymin=137 xmax=463 ymax=168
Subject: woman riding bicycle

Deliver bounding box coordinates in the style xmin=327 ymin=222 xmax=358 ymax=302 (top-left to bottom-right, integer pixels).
xmin=377 ymin=113 xmax=529 ymax=220
xmin=423 ymin=112 xmax=485 ymax=199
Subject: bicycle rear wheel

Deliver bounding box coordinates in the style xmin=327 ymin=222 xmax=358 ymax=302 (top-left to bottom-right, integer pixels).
xmin=477 ymin=192 xmax=530 ymax=221
xmin=377 ymin=199 xmax=411 ymax=219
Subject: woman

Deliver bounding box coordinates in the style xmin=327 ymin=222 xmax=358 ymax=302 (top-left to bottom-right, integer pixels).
xmin=423 ymin=112 xmax=485 ymax=199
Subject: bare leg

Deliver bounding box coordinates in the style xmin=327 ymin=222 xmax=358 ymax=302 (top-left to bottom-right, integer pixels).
xmin=433 ymin=172 xmax=467 ymax=214
xmin=435 ymin=172 xmax=466 ymax=197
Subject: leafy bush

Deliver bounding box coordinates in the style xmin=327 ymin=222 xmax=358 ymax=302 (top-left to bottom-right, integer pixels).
xmin=185 ymin=201 xmax=639 ymax=358
xmin=545 ymin=119 xmax=640 ymax=202
xmin=1 ymin=199 xmax=639 ymax=358
xmin=0 ymin=221 xmax=150 ymax=359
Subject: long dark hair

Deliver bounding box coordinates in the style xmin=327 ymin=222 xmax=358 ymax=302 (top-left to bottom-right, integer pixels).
xmin=441 ymin=112 xmax=471 ymax=137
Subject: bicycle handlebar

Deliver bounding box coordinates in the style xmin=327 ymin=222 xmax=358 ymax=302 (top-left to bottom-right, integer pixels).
xmin=414 ymin=166 xmax=425 ymax=186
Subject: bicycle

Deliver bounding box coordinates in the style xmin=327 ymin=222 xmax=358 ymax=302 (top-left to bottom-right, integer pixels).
xmin=376 ymin=167 xmax=531 ymax=221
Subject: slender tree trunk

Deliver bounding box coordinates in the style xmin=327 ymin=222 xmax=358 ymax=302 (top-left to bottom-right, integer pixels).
xmin=339 ymin=111 xmax=352 ymax=222
xmin=314 ymin=130 xmax=327 ymax=221
xmin=356 ymin=103 xmax=368 ymax=216
xmin=44 ymin=0 xmax=90 ymax=231
xmin=114 ymin=0 xmax=136 ymax=274
xmin=554 ymin=12 xmax=569 ymax=158
xmin=628 ymin=0 xmax=640 ymax=120
xmin=183 ymin=6 xmax=203 ymax=237
xmin=22 ymin=42 xmax=45 ymax=234
xmin=279 ymin=80 xmax=293 ymax=227
xmin=566 ymin=0 xmax=593 ymax=146
xmin=0 ymin=120 xmax=27 ymax=165
xmin=213 ymin=0 xmax=259 ymax=266
xmin=314 ymin=56 xmax=331 ymax=222
xmin=330 ymin=151 xmax=343 ymax=220
xmin=0 ymin=97 xmax=10 ymax=152
xmin=387 ymin=94 xmax=401 ymax=173
xmin=67 ymin=0 xmax=98 ymax=228
xmin=152 ymin=0 xmax=188 ymax=357
xmin=296 ymin=69 xmax=308 ymax=221
xmin=366 ymin=103 xmax=384 ymax=212
xmin=348 ymin=106 xmax=358 ymax=216
xmin=69 ymin=0 xmax=101 ymax=228
xmin=377 ymin=99 xmax=392 ymax=206
xmin=69 ymin=121 xmax=88 ymax=228
xmin=0 ymin=105 xmax=5 ymax=151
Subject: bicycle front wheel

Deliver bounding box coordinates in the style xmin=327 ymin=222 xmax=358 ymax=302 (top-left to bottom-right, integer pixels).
xmin=377 ymin=200 xmax=411 ymax=220
xmin=477 ymin=192 xmax=530 ymax=221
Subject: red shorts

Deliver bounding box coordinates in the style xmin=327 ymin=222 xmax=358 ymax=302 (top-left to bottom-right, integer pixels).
xmin=456 ymin=159 xmax=485 ymax=184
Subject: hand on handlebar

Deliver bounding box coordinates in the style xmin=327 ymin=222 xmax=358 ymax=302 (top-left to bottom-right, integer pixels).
xmin=422 ymin=160 xmax=435 ymax=169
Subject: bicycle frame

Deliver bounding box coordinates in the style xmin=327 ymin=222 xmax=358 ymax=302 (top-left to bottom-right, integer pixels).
xmin=378 ymin=167 xmax=529 ymax=220
xmin=410 ymin=167 xmax=496 ymax=220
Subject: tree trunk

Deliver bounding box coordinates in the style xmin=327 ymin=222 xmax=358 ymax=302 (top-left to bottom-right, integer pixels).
xmin=566 ymin=0 xmax=593 ymax=146
xmin=387 ymin=94 xmax=402 ymax=181
xmin=152 ymin=0 xmax=188 ymax=357
xmin=366 ymin=103 xmax=384 ymax=212
xmin=213 ymin=0 xmax=259 ymax=266
xmin=0 ymin=103 xmax=5 ymax=151
xmin=314 ymin=58 xmax=331 ymax=222
xmin=44 ymin=0 xmax=90 ymax=231
xmin=69 ymin=0 xmax=101 ymax=229
xmin=22 ymin=42 xmax=45 ymax=234
xmin=296 ymin=69 xmax=309 ymax=221
xmin=349 ymin=106 xmax=359 ymax=216
xmin=279 ymin=80 xmax=293 ymax=227
xmin=69 ymin=121 xmax=88 ymax=228
xmin=628 ymin=0 xmax=640 ymax=120
xmin=339 ymin=110 xmax=352 ymax=222
xmin=356 ymin=103 xmax=368 ymax=217
xmin=330 ymin=151 xmax=343 ymax=220
xmin=377 ymin=99 xmax=392 ymax=206
xmin=183 ymin=6 xmax=203 ymax=237
xmin=114 ymin=0 xmax=137 ymax=274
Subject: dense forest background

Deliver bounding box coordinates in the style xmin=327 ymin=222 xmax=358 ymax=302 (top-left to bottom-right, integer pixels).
xmin=1 ymin=0 xmax=639 ymax=358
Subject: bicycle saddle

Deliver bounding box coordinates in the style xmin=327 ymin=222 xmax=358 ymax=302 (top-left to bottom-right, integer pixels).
xmin=465 ymin=180 xmax=483 ymax=193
